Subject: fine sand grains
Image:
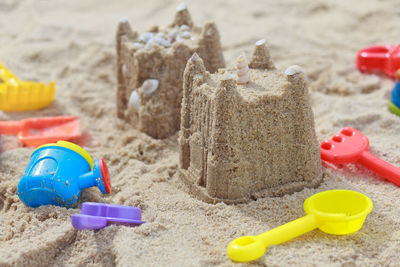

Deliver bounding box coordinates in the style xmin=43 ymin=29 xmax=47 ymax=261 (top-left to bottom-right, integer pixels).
xmin=1 ymin=0 xmax=400 ymax=266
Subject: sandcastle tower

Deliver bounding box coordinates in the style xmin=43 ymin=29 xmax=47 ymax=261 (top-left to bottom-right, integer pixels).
xmin=116 ymin=3 xmax=225 ymax=138
xmin=177 ymin=41 xmax=322 ymax=203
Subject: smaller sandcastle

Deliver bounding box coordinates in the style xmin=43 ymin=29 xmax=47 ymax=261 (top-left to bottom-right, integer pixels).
xmin=116 ymin=3 xmax=225 ymax=138
xmin=178 ymin=40 xmax=322 ymax=203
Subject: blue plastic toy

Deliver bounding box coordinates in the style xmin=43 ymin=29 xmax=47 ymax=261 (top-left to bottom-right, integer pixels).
xmin=18 ymin=141 xmax=111 ymax=208
xmin=388 ymin=69 xmax=400 ymax=116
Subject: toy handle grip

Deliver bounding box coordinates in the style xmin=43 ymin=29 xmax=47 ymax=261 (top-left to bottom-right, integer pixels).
xmin=358 ymin=151 xmax=400 ymax=187
xmin=257 ymin=213 xmax=320 ymax=247
xmin=0 ymin=120 xmax=23 ymax=135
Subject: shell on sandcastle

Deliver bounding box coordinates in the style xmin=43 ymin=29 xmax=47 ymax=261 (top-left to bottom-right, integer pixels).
xmin=127 ymin=79 xmax=159 ymax=111
xmin=236 ymin=53 xmax=250 ymax=84
xmin=177 ymin=41 xmax=322 ymax=204
xmin=116 ymin=3 xmax=225 ymax=139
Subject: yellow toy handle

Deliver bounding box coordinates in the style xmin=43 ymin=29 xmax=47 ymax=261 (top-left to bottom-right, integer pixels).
xmin=0 ymin=60 xmax=20 ymax=86
xmin=227 ymin=214 xmax=322 ymax=262
xmin=257 ymin=213 xmax=320 ymax=247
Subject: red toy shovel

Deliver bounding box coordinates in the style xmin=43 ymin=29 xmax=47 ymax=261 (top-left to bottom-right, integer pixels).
xmin=320 ymin=127 xmax=400 ymax=187
xmin=0 ymin=116 xmax=81 ymax=147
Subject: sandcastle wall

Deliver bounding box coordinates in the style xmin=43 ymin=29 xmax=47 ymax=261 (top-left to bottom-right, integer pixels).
xmin=116 ymin=4 xmax=225 ymax=138
xmin=178 ymin=44 xmax=322 ymax=203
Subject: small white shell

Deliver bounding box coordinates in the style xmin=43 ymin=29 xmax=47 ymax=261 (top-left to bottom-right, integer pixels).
xmin=145 ymin=39 xmax=154 ymax=50
xmin=128 ymin=91 xmax=140 ymax=111
xmin=176 ymin=35 xmax=183 ymax=42
xmin=180 ymin=31 xmax=191 ymax=39
xmin=133 ymin=42 xmax=142 ymax=49
xmin=156 ymin=32 xmax=167 ymax=38
xmin=236 ymin=54 xmax=250 ymax=84
xmin=153 ymin=36 xmax=171 ymax=47
xmin=176 ymin=2 xmax=188 ymax=12
xmin=140 ymin=79 xmax=159 ymax=95
xmin=255 ymin=39 xmax=266 ymax=46
xmin=285 ymin=65 xmax=303 ymax=76
xmin=139 ymin=32 xmax=155 ymax=43
xmin=180 ymin=24 xmax=190 ymax=31
xmin=222 ymin=73 xmax=235 ymax=81
xmin=168 ymin=27 xmax=180 ymax=39
xmin=190 ymin=52 xmax=199 ymax=61
xmin=119 ymin=17 xmax=128 ymax=23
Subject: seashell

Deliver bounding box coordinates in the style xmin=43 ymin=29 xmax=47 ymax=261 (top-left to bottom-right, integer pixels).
xmin=156 ymin=32 xmax=167 ymax=39
xmin=153 ymin=36 xmax=171 ymax=47
xmin=119 ymin=17 xmax=128 ymax=23
xmin=145 ymin=39 xmax=155 ymax=50
xmin=128 ymin=91 xmax=140 ymax=111
xmin=190 ymin=52 xmax=199 ymax=61
xmin=285 ymin=65 xmax=303 ymax=76
xmin=145 ymin=36 xmax=171 ymax=50
xmin=180 ymin=31 xmax=191 ymax=39
xmin=255 ymin=39 xmax=266 ymax=46
xmin=180 ymin=24 xmax=190 ymax=31
xmin=133 ymin=42 xmax=142 ymax=49
xmin=139 ymin=32 xmax=155 ymax=43
xmin=175 ymin=35 xmax=183 ymax=42
xmin=236 ymin=54 xmax=250 ymax=84
xmin=168 ymin=26 xmax=180 ymax=40
xmin=140 ymin=79 xmax=159 ymax=95
xmin=222 ymin=73 xmax=235 ymax=81
xmin=176 ymin=2 xmax=188 ymax=12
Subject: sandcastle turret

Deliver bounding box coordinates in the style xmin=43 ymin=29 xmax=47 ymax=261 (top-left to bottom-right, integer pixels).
xmin=116 ymin=18 xmax=138 ymax=118
xmin=198 ymin=23 xmax=225 ymax=73
xmin=249 ymin=39 xmax=275 ymax=70
xmin=173 ymin=2 xmax=193 ymax=27
xmin=177 ymin=40 xmax=322 ymax=203
xmin=116 ymin=3 xmax=225 ymax=138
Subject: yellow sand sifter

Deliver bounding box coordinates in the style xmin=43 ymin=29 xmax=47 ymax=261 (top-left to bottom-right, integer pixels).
xmin=0 ymin=60 xmax=56 ymax=111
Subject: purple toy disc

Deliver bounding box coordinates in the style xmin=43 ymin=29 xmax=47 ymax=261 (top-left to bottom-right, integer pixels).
xmin=71 ymin=202 xmax=145 ymax=230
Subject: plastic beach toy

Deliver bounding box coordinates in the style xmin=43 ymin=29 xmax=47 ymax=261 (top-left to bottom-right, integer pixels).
xmin=71 ymin=202 xmax=145 ymax=230
xmin=321 ymin=127 xmax=400 ymax=187
xmin=0 ymin=116 xmax=81 ymax=147
xmin=357 ymin=44 xmax=400 ymax=78
xmin=227 ymin=190 xmax=373 ymax=262
xmin=0 ymin=60 xmax=56 ymax=111
xmin=18 ymin=141 xmax=111 ymax=208
xmin=388 ymin=69 xmax=400 ymax=116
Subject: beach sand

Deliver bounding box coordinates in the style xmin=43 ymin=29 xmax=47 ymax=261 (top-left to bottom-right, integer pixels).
xmin=1 ymin=0 xmax=400 ymax=266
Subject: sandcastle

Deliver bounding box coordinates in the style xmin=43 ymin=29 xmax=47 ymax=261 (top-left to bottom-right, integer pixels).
xmin=116 ymin=3 xmax=225 ymax=138
xmin=177 ymin=41 xmax=323 ymax=203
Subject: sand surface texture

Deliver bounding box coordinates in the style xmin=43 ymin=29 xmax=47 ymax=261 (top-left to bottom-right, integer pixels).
xmin=1 ymin=0 xmax=400 ymax=266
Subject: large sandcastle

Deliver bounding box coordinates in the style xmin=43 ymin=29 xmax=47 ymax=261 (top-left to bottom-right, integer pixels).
xmin=177 ymin=41 xmax=323 ymax=203
xmin=116 ymin=3 xmax=225 ymax=138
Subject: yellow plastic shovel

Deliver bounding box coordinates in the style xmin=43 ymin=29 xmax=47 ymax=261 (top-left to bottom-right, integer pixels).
xmin=227 ymin=190 xmax=373 ymax=262
xmin=0 ymin=60 xmax=56 ymax=111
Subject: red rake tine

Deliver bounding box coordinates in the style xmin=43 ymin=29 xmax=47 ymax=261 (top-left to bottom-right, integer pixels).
xmin=320 ymin=127 xmax=400 ymax=187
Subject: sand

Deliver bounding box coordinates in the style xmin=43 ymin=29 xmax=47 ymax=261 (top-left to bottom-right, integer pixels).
xmin=1 ymin=0 xmax=400 ymax=266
